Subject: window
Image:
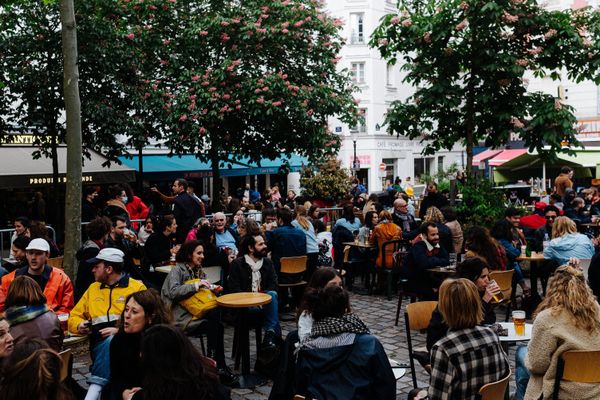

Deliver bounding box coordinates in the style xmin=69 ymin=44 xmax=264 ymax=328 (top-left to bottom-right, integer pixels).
xmin=350 ymin=108 xmax=367 ymax=134
xmin=351 ymin=62 xmax=365 ymax=84
xmin=386 ymin=64 xmax=393 ymax=86
xmin=437 ymin=156 xmax=444 ymax=173
xmin=350 ymin=13 xmax=364 ymax=44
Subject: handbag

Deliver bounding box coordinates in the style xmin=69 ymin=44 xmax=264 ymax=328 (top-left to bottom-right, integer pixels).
xmin=178 ymin=279 xmax=218 ymax=319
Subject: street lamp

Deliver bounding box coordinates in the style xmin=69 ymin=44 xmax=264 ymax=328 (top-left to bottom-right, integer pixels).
xmin=351 ymin=130 xmax=359 ymax=175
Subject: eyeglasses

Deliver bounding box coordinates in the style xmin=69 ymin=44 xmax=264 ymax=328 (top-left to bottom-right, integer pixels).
xmin=545 ymin=216 xmax=556 ymax=220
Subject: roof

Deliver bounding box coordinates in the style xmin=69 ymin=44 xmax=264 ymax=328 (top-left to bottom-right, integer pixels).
xmin=487 ymin=149 xmax=528 ymax=166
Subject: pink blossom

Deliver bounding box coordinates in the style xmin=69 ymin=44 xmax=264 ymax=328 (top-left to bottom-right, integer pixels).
xmin=208 ymin=87 xmax=217 ymax=92
xmin=583 ymin=38 xmax=593 ymax=47
xmin=455 ymin=19 xmax=468 ymax=31
xmin=281 ymin=22 xmax=290 ymax=29
xmin=298 ymin=4 xmax=305 ymax=10
xmin=126 ymin=33 xmax=135 ymax=40
xmin=199 ymin=127 xmax=207 ymax=134
xmin=333 ymin=18 xmax=344 ymax=27
xmin=188 ymin=103 xmax=196 ymax=111
xmin=191 ymin=75 xmax=200 ymax=81
xmin=330 ymin=57 xmax=341 ymax=64
xmin=221 ymin=33 xmax=230 ymax=42
xmin=423 ymin=32 xmax=431 ymax=43
xmin=578 ymin=27 xmax=588 ymax=37
xmin=511 ymin=117 xmax=524 ymax=129
xmin=221 ymin=21 xmax=230 ymax=27
xmin=256 ymin=97 xmax=265 ymax=104
xmin=307 ymin=109 xmax=314 ymax=116
xmin=160 ymin=59 xmax=169 ymax=65
xmin=515 ymin=59 xmax=528 ymax=66
xmin=260 ymin=6 xmax=269 ymax=12
xmin=502 ymin=11 xmax=518 ymax=23
xmin=272 ymin=101 xmax=282 ymax=107
xmin=220 ymin=106 xmax=229 ymax=113
xmin=144 ymin=92 xmax=151 ymax=98
xmin=254 ymin=88 xmax=262 ymax=94
xmin=235 ymin=100 xmax=241 ymax=104
xmin=261 ymin=14 xmax=269 ymax=19
xmin=152 ymin=84 xmax=158 ymax=90
xmin=223 ymin=94 xmax=231 ymax=99
xmin=402 ymin=19 xmax=412 ymax=27
xmin=527 ymin=47 xmax=543 ymax=55
xmin=544 ymin=29 xmax=557 ymax=39
xmin=282 ymin=0 xmax=290 ymax=5
xmin=292 ymin=86 xmax=299 ymax=91
xmin=378 ymin=38 xmax=389 ymax=46
xmin=148 ymin=4 xmax=157 ymax=10
xmin=282 ymin=29 xmax=289 ymax=34
xmin=179 ymin=114 xmax=188 ymax=122
xmin=257 ymin=28 xmax=267 ymax=33
xmin=198 ymin=30 xmax=208 ymax=36
xmin=262 ymin=87 xmax=269 ymax=92
xmin=390 ymin=16 xmax=400 ymax=25
xmin=163 ymin=39 xmax=171 ymax=45
xmin=231 ymin=18 xmax=241 ymax=23
xmin=236 ymin=105 xmax=242 ymax=110
xmin=554 ymin=99 xmax=562 ymax=110
xmin=201 ymin=81 xmax=209 ymax=86
xmin=294 ymin=21 xmax=304 ymax=27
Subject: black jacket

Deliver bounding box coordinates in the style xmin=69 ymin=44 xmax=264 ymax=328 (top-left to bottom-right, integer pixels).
xmin=418 ymin=192 xmax=449 ymax=219
xmin=228 ymin=256 xmax=278 ymax=293
xmin=144 ymin=232 xmax=172 ymax=266
xmin=173 ymin=192 xmax=201 ymax=244
xmin=589 ymin=252 xmax=600 ymax=300
xmin=110 ymin=331 xmax=142 ymax=400
xmin=295 ymin=334 xmax=395 ymax=400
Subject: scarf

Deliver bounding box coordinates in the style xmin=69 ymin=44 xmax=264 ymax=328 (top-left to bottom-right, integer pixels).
xmin=310 ymin=313 xmax=370 ymax=338
xmin=244 ymin=254 xmax=263 ymax=292
xmin=395 ymin=212 xmax=412 ymax=232
xmin=5 ymin=304 xmax=50 ymax=326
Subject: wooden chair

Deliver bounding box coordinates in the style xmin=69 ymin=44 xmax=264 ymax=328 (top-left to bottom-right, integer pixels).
xmin=47 ymin=256 xmax=64 ymax=269
xmin=405 ymin=301 xmax=438 ymax=388
xmin=489 ymin=269 xmax=514 ymax=322
xmin=58 ymin=349 xmax=73 ymax=382
xmin=552 ymin=350 xmax=600 ymax=400
xmin=279 ymin=256 xmax=308 ymax=288
xmin=479 ymin=370 xmax=511 ymax=400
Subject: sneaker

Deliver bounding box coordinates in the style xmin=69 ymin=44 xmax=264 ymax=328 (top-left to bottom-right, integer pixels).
xmin=217 ymin=365 xmax=238 ymax=386
xmin=258 ymin=330 xmax=280 ymax=365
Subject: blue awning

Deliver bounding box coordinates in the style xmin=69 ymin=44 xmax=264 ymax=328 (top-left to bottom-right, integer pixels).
xmin=118 ymin=154 xmax=308 ymax=177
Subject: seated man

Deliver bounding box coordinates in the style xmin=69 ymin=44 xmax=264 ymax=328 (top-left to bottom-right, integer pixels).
xmin=144 ymin=214 xmax=179 ymax=268
xmin=229 ymin=233 xmax=281 ymax=362
xmin=212 ymin=212 xmax=239 ymax=253
xmin=403 ymin=222 xmax=450 ymax=300
xmin=68 ymin=248 xmax=146 ymax=400
xmin=0 ymin=238 xmax=74 ymax=315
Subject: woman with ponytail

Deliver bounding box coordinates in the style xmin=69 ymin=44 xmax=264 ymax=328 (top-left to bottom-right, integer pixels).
xmin=516 ymin=265 xmax=600 ymax=400
xmin=291 ymin=205 xmax=319 ymax=279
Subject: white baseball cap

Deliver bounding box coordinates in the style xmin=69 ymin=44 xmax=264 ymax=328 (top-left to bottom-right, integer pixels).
xmin=87 ymin=248 xmax=125 ymax=264
xmin=25 ymin=238 xmax=50 ymax=253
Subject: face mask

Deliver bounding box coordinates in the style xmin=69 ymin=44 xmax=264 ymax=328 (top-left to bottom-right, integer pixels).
xmin=122 ymin=196 xmax=129 ymax=204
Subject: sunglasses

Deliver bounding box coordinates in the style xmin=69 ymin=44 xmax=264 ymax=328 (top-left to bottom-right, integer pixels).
xmin=545 ymin=216 xmax=556 ymax=220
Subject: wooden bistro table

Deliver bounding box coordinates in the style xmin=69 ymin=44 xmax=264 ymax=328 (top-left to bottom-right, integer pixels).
xmin=342 ymin=241 xmax=376 ymax=249
xmin=517 ymin=251 xmax=545 ymax=296
xmin=217 ymin=292 xmax=272 ymax=389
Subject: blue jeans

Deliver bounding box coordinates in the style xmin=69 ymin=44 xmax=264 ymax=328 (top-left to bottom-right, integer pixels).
xmin=262 ymin=290 xmax=281 ymax=336
xmin=515 ymin=345 xmax=530 ymax=400
xmin=89 ymin=335 xmax=113 ymax=386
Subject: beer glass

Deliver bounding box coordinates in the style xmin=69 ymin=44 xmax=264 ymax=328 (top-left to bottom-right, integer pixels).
xmin=512 ymin=310 xmax=526 ymax=336
xmin=488 ymin=280 xmax=504 ymax=303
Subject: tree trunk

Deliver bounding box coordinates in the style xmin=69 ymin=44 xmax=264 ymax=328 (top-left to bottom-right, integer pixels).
xmin=50 ymin=129 xmax=61 ymax=227
xmin=60 ymin=0 xmax=82 ymax=280
xmin=210 ymin=151 xmax=224 ymax=212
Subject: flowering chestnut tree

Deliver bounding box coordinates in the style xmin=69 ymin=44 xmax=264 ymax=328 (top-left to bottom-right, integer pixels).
xmin=371 ymin=0 xmax=600 ymax=170
xmin=118 ymin=0 xmax=359 ymax=196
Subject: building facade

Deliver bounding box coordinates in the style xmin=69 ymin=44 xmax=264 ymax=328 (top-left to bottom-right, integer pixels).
xmin=325 ymin=0 xmax=464 ymax=192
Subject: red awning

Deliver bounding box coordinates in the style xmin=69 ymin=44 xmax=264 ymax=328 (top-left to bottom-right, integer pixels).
xmin=472 ymin=149 xmax=503 ymax=167
xmin=487 ymin=149 xmax=528 ymax=166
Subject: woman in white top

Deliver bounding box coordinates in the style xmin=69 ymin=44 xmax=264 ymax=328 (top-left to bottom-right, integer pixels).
xmin=137 ymin=217 xmax=154 ymax=246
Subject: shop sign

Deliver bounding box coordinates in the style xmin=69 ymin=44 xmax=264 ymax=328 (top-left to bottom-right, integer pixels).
xmin=29 ymin=175 xmax=93 ymax=185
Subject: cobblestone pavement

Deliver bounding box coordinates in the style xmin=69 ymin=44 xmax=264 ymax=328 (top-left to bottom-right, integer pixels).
xmin=71 ymin=290 xmax=520 ymax=400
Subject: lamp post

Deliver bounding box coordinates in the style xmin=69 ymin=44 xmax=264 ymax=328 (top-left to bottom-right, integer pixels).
xmin=351 ymin=130 xmax=359 ymax=176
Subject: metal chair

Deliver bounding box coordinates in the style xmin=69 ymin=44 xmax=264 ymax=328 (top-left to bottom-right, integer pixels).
xmin=489 ymin=269 xmax=514 ymax=322
xmin=404 ymin=301 xmax=438 ymax=388
xmin=479 ymin=370 xmax=511 ymax=400
xmin=379 ymin=239 xmax=409 ymax=301
xmin=552 ymin=350 xmax=600 ymax=400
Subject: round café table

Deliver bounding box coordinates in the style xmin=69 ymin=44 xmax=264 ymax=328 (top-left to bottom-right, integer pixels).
xmin=217 ymin=292 xmax=272 ymax=389
xmin=497 ymin=322 xmax=532 ymax=400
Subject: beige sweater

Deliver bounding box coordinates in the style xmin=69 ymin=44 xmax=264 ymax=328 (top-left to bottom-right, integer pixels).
xmin=525 ymin=307 xmax=600 ymax=400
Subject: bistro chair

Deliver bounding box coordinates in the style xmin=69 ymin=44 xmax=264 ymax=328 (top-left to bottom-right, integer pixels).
xmin=343 ymin=245 xmax=370 ymax=292
xmin=379 ymin=239 xmax=409 ymax=301
xmin=279 ymin=256 xmax=308 ymax=288
xmin=489 ymin=269 xmax=514 ymax=322
xmin=404 ymin=301 xmax=438 ymax=388
xmin=58 ymin=349 xmax=73 ymax=382
xmin=479 ymin=370 xmax=511 ymax=400
xmin=552 ymin=350 xmax=600 ymax=400
xmin=47 ymin=256 xmax=64 ymax=269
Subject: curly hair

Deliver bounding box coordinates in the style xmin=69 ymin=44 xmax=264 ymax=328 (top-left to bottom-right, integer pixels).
xmin=424 ymin=206 xmax=445 ymax=224
xmin=551 ymin=216 xmax=577 ymax=239
xmin=464 ymin=226 xmax=507 ymax=271
xmin=534 ymin=265 xmax=600 ymax=333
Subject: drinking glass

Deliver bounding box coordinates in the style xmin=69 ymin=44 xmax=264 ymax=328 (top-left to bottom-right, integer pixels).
xmin=449 ymin=253 xmax=457 ymax=268
xmin=488 ymin=279 xmax=504 ymax=303
xmin=512 ymin=310 xmax=526 ymax=336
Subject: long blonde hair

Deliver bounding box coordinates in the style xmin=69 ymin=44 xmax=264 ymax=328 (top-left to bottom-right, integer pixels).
xmin=424 ymin=206 xmax=445 ymax=224
xmin=551 ymin=216 xmax=577 ymax=239
xmin=295 ymin=205 xmax=311 ymax=230
xmin=534 ymin=265 xmax=600 ymax=333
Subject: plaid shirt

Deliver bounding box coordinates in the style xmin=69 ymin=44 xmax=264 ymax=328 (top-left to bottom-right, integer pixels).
xmin=429 ymin=326 xmax=509 ymax=400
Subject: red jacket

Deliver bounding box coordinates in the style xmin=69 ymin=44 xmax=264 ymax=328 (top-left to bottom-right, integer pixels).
xmin=126 ymin=195 xmax=149 ymax=228
xmin=0 ymin=266 xmax=74 ymax=315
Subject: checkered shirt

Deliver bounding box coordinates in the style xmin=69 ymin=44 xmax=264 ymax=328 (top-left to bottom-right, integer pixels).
xmin=428 ymin=325 xmax=509 ymax=400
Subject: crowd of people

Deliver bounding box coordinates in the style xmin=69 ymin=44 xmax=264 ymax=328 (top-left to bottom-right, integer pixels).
xmin=0 ymin=168 xmax=599 ymax=399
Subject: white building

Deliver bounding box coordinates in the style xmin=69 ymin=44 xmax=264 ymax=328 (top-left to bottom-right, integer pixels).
xmin=325 ymin=0 xmax=464 ymax=192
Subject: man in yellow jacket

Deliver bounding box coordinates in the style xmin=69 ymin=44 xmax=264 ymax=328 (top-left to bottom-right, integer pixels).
xmin=68 ymin=247 xmax=146 ymax=400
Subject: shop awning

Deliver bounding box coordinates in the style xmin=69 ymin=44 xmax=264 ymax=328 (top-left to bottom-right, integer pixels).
xmin=487 ymin=149 xmax=528 ymax=166
xmin=0 ymin=147 xmax=136 ymax=188
xmin=118 ymin=154 xmax=309 ymax=178
xmin=472 ymin=149 xmax=503 ymax=167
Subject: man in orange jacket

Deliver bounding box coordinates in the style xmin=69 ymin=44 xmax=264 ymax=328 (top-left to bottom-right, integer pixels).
xmin=0 ymin=238 xmax=74 ymax=315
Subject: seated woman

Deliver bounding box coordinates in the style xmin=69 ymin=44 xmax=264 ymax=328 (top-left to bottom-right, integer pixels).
xmin=490 ymin=219 xmax=529 ymax=295
xmin=144 ymin=215 xmax=179 ymax=268
xmin=160 ymin=240 xmax=236 ymax=385
xmin=0 ymin=338 xmax=73 ymax=400
xmin=137 ymin=217 xmax=154 ymax=247
xmin=0 ymin=316 xmax=14 ymax=362
xmin=295 ymin=285 xmax=395 ymax=400
xmin=4 ymin=276 xmax=63 ymax=352
xmin=333 ymin=204 xmax=362 ymax=233
xmin=464 ymin=226 xmax=507 ymax=271
xmin=110 ymin=289 xmax=172 ymax=400
xmin=543 ymin=216 xmax=595 ymax=266
xmin=428 ymin=278 xmax=509 ymax=399
xmin=363 ymin=210 xmax=379 ymax=230
xmin=371 ymin=210 xmax=402 ymax=269
xmin=426 ymin=257 xmax=500 ymax=351
xmin=516 ymin=265 xmax=600 ymax=400
xmin=6 ymin=236 xmax=31 ymax=273
xmin=121 ymin=324 xmax=230 ymax=400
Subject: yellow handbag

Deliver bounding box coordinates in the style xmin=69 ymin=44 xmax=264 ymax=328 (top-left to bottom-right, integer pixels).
xmin=178 ymin=279 xmax=218 ymax=319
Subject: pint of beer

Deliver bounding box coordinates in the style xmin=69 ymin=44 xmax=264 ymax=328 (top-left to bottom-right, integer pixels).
xmin=512 ymin=310 xmax=526 ymax=336
xmin=488 ymin=280 xmax=504 ymax=303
